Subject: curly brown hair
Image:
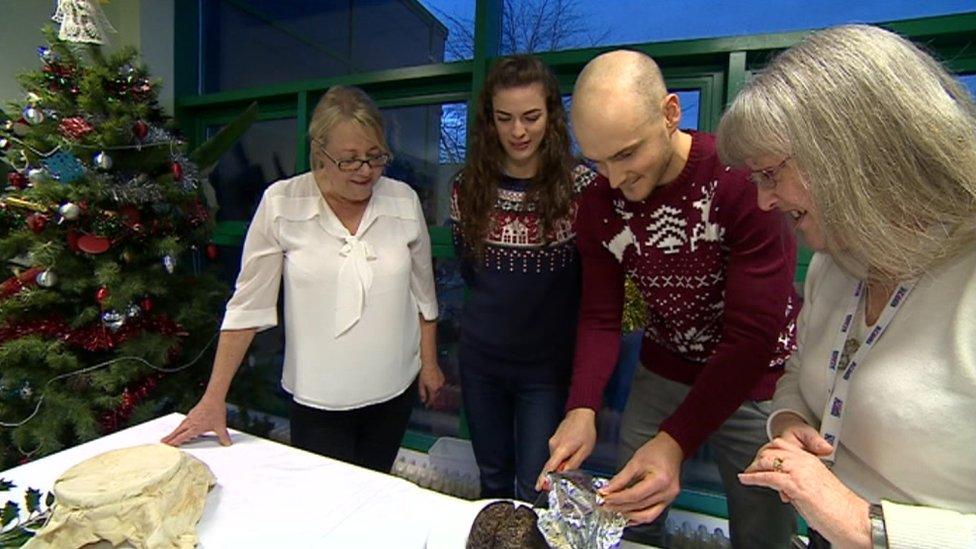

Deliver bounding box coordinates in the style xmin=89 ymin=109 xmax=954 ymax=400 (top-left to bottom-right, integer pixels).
xmin=458 ymin=55 xmax=575 ymax=258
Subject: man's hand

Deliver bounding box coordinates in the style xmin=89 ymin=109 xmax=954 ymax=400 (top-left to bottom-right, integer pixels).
xmin=535 ymin=408 xmax=597 ymax=491
xmin=599 ymin=431 xmax=684 ymax=525
xmin=161 ymin=397 xmax=231 ymax=447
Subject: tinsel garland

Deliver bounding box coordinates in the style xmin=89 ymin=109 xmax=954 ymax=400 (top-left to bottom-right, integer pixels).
xmin=98 ymin=373 xmax=161 ymax=432
xmin=0 ymin=312 xmax=185 ymax=352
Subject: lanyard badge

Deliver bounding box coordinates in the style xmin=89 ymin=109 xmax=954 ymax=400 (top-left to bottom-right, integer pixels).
xmin=820 ymin=280 xmax=914 ymax=464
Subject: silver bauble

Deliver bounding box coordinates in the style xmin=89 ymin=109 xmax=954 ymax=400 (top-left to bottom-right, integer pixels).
xmin=94 ymin=151 xmax=113 ymax=170
xmin=27 ymin=168 xmax=46 ymax=184
xmin=59 ymin=202 xmax=81 ymax=221
xmin=35 ymin=269 xmax=58 ymax=288
xmin=126 ymin=304 xmax=142 ymax=318
xmin=101 ymin=310 xmax=125 ymax=332
xmin=162 ymin=254 xmax=177 ymax=274
xmin=23 ymin=106 xmax=44 ymax=125
xmin=19 ymin=383 xmax=33 ymax=399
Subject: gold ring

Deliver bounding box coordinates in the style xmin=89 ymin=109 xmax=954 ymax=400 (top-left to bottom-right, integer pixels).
xmin=772 ymin=457 xmax=784 ymax=472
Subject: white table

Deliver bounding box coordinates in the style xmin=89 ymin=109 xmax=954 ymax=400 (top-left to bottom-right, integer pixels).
xmin=1 ymin=414 xmax=659 ymax=548
xmin=0 ymin=414 xmax=490 ymax=548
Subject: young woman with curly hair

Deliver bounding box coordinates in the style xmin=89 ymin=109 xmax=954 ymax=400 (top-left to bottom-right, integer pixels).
xmin=450 ymin=55 xmax=596 ymax=502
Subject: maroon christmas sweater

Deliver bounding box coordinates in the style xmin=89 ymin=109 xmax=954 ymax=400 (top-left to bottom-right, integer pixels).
xmin=567 ymin=131 xmax=799 ymax=457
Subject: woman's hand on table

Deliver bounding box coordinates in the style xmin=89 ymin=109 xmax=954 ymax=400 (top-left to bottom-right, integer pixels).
xmin=739 ymin=437 xmax=872 ymax=548
xmin=418 ymin=361 xmax=445 ymax=408
xmin=161 ymin=396 xmax=232 ymax=447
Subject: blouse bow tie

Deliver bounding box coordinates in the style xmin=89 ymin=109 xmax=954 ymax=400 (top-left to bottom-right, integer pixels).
xmin=335 ymin=235 xmax=376 ymax=336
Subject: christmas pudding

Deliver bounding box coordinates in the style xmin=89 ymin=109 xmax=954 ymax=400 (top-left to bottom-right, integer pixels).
xmin=466 ymin=501 xmax=549 ymax=549
xmin=25 ymin=444 xmax=215 ymax=549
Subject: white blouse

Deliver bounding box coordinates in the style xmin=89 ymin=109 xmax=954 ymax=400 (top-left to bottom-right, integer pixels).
xmin=221 ymin=172 xmax=438 ymax=410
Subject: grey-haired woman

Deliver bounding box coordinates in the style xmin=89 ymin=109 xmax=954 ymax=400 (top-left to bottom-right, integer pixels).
xmin=718 ymin=24 xmax=976 ymax=548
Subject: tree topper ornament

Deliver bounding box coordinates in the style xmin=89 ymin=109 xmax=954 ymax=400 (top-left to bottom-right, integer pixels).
xmin=52 ymin=0 xmax=117 ymax=45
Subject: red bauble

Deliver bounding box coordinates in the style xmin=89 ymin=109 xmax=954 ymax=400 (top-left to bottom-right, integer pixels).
xmin=7 ymin=172 xmax=27 ymax=189
xmin=140 ymin=296 xmax=154 ymax=312
xmin=59 ymin=117 xmax=94 ymax=140
xmin=206 ymin=243 xmax=218 ymax=260
xmin=26 ymin=213 xmax=48 ymax=233
xmin=171 ymin=162 xmax=183 ymax=181
xmin=132 ymin=120 xmax=149 ymax=141
xmin=95 ymin=286 xmax=110 ymax=303
xmin=77 ymin=234 xmax=111 ymax=254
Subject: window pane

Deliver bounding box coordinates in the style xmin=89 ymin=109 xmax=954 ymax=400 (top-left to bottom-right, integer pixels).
xmin=382 ymin=104 xmax=463 ymax=226
xmin=201 ymin=0 xmax=463 ymax=93
xmin=499 ymin=0 xmax=974 ymax=54
xmin=676 ymin=90 xmax=700 ymax=131
xmin=380 ymin=103 xmax=468 ymax=439
xmin=961 ymin=74 xmax=976 ymax=96
xmin=207 ymin=118 xmax=298 ymax=418
xmin=208 ymin=119 xmax=297 ymax=223
xmin=439 ymin=103 xmax=468 ymax=166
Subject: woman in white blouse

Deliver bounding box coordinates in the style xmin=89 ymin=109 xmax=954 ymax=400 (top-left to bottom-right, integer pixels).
xmin=163 ymin=86 xmax=444 ymax=473
xmin=717 ymin=25 xmax=976 ymax=548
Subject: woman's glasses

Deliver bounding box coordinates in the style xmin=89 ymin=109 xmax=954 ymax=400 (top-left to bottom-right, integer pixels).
xmin=320 ymin=148 xmax=392 ymax=173
xmin=749 ymin=155 xmax=792 ymax=190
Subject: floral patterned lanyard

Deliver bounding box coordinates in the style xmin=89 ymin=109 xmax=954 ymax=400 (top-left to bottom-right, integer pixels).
xmin=820 ymin=279 xmax=915 ymax=464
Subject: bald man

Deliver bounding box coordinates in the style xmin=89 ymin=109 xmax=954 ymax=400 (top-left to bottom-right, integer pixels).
xmin=536 ymin=50 xmax=799 ymax=547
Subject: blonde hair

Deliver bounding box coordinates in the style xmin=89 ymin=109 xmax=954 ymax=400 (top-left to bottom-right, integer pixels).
xmin=308 ymin=85 xmax=388 ymax=162
xmin=717 ymin=24 xmax=976 ymax=280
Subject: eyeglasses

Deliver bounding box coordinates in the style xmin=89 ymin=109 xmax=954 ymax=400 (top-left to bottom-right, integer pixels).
xmin=319 ymin=147 xmax=392 ymax=173
xmin=749 ymin=155 xmax=792 ymax=190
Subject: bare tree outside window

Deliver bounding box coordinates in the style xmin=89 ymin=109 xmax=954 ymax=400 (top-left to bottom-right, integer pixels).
xmin=432 ymin=0 xmax=610 ymax=162
xmin=439 ymin=103 xmax=469 ymax=164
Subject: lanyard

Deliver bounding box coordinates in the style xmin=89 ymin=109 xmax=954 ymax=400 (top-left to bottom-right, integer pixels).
xmin=820 ymin=279 xmax=915 ymax=464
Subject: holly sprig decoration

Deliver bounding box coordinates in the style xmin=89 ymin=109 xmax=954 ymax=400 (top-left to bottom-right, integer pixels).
xmin=0 ymin=478 xmax=54 ymax=547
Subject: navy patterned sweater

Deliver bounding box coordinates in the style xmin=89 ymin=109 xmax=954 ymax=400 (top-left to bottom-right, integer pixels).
xmin=450 ymin=165 xmax=598 ymax=381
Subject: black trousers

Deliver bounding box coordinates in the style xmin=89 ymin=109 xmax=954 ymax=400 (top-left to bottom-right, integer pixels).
xmin=289 ymin=377 xmax=417 ymax=473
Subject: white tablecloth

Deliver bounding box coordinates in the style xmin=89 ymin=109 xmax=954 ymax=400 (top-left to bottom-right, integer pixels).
xmin=0 ymin=413 xmax=484 ymax=548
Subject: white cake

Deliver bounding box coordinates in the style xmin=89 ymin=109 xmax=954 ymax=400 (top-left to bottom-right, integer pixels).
xmin=25 ymin=444 xmax=215 ymax=549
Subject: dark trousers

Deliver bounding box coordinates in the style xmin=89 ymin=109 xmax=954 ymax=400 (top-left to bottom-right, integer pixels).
xmin=289 ymin=378 xmax=417 ymax=473
xmin=459 ymin=350 xmax=568 ymax=503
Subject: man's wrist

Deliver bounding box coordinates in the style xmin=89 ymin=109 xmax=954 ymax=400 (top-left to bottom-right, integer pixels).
xmin=566 ymin=407 xmax=596 ymax=420
xmin=651 ymin=430 xmax=685 ymax=463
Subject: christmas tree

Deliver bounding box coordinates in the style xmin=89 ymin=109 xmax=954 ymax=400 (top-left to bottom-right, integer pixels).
xmin=0 ymin=27 xmax=254 ymax=470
